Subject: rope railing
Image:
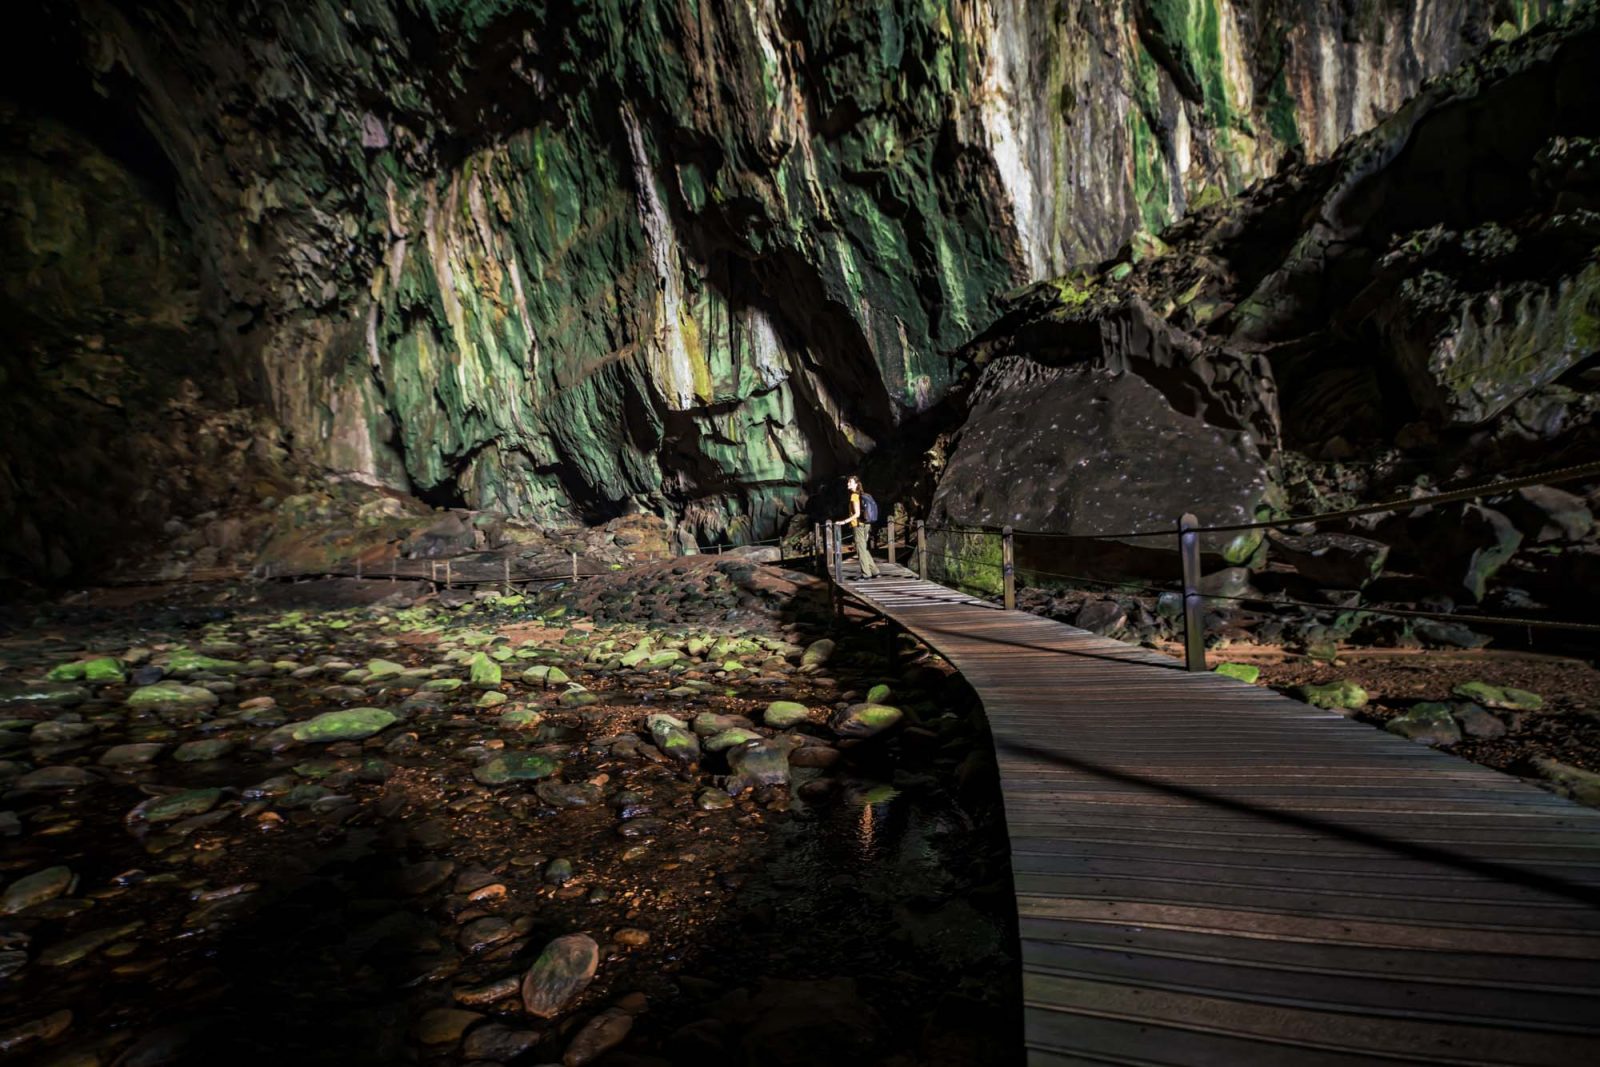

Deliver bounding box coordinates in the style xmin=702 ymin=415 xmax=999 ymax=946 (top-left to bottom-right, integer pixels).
xmin=922 ymin=458 xmax=1600 ymax=541
xmin=812 ymin=457 xmax=1600 ymax=671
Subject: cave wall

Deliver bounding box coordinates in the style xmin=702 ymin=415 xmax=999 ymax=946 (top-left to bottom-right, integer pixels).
xmin=2 ymin=0 xmax=1556 ymax=577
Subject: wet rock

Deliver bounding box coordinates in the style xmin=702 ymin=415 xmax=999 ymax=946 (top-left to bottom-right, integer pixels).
xmin=1074 ymin=599 xmax=1127 ymax=634
xmin=454 ymin=976 xmax=522 ymax=1007
xmin=544 ymin=858 xmax=575 ymax=885
xmin=1502 ymin=485 xmax=1593 ymax=544
xmin=134 ymin=789 xmax=222 ymax=825
xmin=787 ymin=744 xmax=840 ymax=769
xmin=564 ymin=1008 xmax=633 ymax=1066
xmin=399 ymin=860 xmax=456 ymax=896
xmin=521 ymin=933 xmax=600 ymax=1018
xmin=1 ymin=866 xmax=74 ymax=915
xmin=474 ymin=752 xmax=561 ymax=785
xmin=366 ymin=658 xmax=406 ymax=678
xmin=414 ymin=1007 xmax=483 ymax=1045
xmin=1386 ymin=704 xmax=1462 ymax=746
xmin=800 ymin=640 xmax=835 ymax=668
xmin=705 ymin=728 xmax=762 ymax=753
xmin=460 ymin=917 xmax=516 ymax=954
xmin=558 ymin=686 xmax=600 ymax=709
xmin=463 ymin=1022 xmax=541 ymax=1060
xmin=762 ymin=701 xmax=810 ymax=728
xmin=536 ymin=781 xmax=602 ymax=808
xmin=290 ymin=707 xmax=398 ymax=743
xmin=1295 ymin=680 xmax=1368 ymax=711
xmin=696 ymin=788 xmax=734 ymax=810
xmin=1412 ymin=619 xmax=1491 ymax=649
xmin=163 ymin=650 xmax=242 ymax=674
xmin=126 ymin=683 xmax=217 ymax=715
xmin=99 ymin=743 xmax=164 ymax=768
xmin=1213 ymin=662 xmax=1260 ymax=683
xmin=38 ymin=921 xmax=143 ymax=966
xmin=13 ymin=765 xmax=97 ymax=792
xmin=727 ymin=738 xmax=795 ymax=793
xmin=470 ymin=652 xmax=503 ymax=688
xmin=1452 ymin=681 xmax=1542 ymax=710
xmin=831 ymin=703 xmax=904 ymax=738
xmin=173 ymin=738 xmax=236 ymax=762
xmin=647 ymin=714 xmax=700 ymax=764
xmin=0 ymin=1010 xmax=72 ymax=1054
xmin=0 ymin=681 xmax=89 ymax=709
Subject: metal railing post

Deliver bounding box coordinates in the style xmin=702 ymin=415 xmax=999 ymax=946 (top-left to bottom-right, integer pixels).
xmin=571 ymin=551 xmax=579 ymax=581
xmin=832 ymin=523 xmax=844 ymax=583
xmin=886 ymin=517 xmax=897 ymax=567
xmin=355 ymin=558 xmax=363 ymax=580
xmin=916 ymin=520 xmax=928 ymax=581
xmin=1002 ymin=526 xmax=1016 ymax=612
xmin=502 ymin=557 xmax=511 ymax=595
xmin=444 ymin=559 xmax=453 ymax=589
xmin=814 ymin=523 xmax=823 ymax=568
xmin=1180 ymin=513 xmax=1205 ymax=672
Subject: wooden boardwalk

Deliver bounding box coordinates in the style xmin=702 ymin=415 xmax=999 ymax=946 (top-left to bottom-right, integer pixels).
xmin=837 ymin=562 xmax=1600 ymax=1065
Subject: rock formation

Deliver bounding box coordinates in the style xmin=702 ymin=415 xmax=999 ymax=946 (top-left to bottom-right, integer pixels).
xmin=2 ymin=0 xmax=1558 ymax=582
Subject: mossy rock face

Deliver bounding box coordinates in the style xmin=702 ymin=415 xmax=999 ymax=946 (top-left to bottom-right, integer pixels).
xmin=1385 ymin=704 xmax=1462 ymax=746
xmin=423 ymin=677 xmax=464 ymax=692
xmin=763 ymin=700 xmax=810 ymax=728
xmin=290 ymin=707 xmax=398 ymax=743
xmin=469 ymin=652 xmax=503 ymax=689
xmin=832 ymin=703 xmax=904 ymax=738
xmin=476 ymin=691 xmax=509 ymax=709
xmin=648 ymin=714 xmax=701 ymax=764
xmin=366 ymin=659 xmax=406 ymax=678
xmin=127 ymin=683 xmax=219 ymax=714
xmin=1295 ymin=680 xmax=1368 ymax=711
xmin=1451 ymin=681 xmax=1542 ymax=710
xmin=82 ymin=658 xmax=126 ymax=684
xmin=474 ymin=752 xmax=561 ymax=785
xmin=1214 ymin=662 xmax=1260 ymax=684
xmin=866 ymin=684 xmax=892 ymax=704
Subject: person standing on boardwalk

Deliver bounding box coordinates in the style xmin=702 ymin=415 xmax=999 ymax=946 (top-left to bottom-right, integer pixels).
xmin=835 ymin=474 xmax=880 ymax=579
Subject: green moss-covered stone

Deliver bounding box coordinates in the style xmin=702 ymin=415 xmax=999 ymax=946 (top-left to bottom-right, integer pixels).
xmin=164 ymin=650 xmax=242 ymax=674
xmin=866 ymin=684 xmax=892 ymax=703
xmin=705 ymin=728 xmax=762 ymax=753
xmin=366 ymin=658 xmax=406 ymax=678
xmin=291 ymin=707 xmax=397 ymax=743
xmin=832 ymin=703 xmax=903 ymax=738
xmin=127 ymin=683 xmax=219 ymax=714
xmin=763 ymin=700 xmax=810 ymax=728
xmin=140 ymin=788 xmax=222 ymax=823
xmin=423 ymin=677 xmax=464 ymax=692
xmin=469 ymin=652 xmax=502 ymax=689
xmin=1214 ymin=662 xmax=1260 ymax=684
xmin=474 ymin=753 xmax=561 ymax=785
xmin=1296 ymin=680 xmax=1368 ymax=711
xmin=1451 ymin=681 xmax=1542 ymax=710
xmin=46 ymin=661 xmax=87 ymax=682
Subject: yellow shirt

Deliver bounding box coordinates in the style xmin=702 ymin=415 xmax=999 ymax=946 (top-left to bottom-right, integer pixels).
xmin=848 ymin=491 xmax=861 ymax=527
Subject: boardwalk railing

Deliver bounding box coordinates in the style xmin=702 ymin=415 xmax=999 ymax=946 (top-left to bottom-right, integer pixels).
xmin=822 ymin=458 xmax=1600 ymax=671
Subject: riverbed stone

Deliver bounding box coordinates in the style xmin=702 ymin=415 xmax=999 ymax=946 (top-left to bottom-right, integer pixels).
xmin=173 ymin=738 xmax=236 ymax=762
xmin=1452 ymin=703 xmax=1507 ymax=739
xmin=469 ymin=652 xmax=502 ymax=689
xmin=728 ymin=738 xmax=795 ymax=793
xmin=832 ymin=703 xmax=904 ymax=738
xmin=763 ymin=700 xmax=810 ymax=728
xmin=126 ymin=683 xmax=218 ymax=715
xmin=0 ymin=682 xmax=87 ymax=709
xmin=564 ymin=1008 xmax=634 ymax=1066
xmin=138 ymin=788 xmax=222 ymax=824
xmin=521 ymin=933 xmax=599 ymax=1018
xmin=1533 ymin=758 xmax=1600 ymax=807
xmin=290 ymin=707 xmax=397 ymax=743
xmin=474 ymin=752 xmax=561 ymax=785
xmin=1 ymin=866 xmax=74 ymax=915
xmin=800 ymin=639 xmax=836 ymax=668
xmin=648 ymin=714 xmax=700 ymax=764
xmin=705 ymin=727 xmax=762 ymax=753
xmin=99 ymin=743 xmax=164 ymax=768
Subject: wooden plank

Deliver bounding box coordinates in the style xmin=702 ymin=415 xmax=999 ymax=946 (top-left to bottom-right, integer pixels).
xmin=836 ymin=564 xmax=1600 ymax=1065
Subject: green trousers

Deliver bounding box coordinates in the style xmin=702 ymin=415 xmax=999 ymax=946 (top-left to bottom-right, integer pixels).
xmin=852 ymin=522 xmax=879 ymax=577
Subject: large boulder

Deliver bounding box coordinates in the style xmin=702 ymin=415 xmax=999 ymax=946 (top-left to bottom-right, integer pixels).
xmin=931 ymin=332 xmax=1272 ymax=566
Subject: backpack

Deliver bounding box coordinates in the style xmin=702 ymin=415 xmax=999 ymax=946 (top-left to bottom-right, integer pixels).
xmin=861 ymin=493 xmax=880 ymax=524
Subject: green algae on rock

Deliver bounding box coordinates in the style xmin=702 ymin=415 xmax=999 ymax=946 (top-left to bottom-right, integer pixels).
xmin=1452 ymin=682 xmax=1543 ymax=710
xmin=474 ymin=753 xmax=561 ymax=786
xmin=1213 ymin=662 xmax=1260 ymax=684
xmin=290 ymin=708 xmax=398 ymax=743
xmin=1295 ymin=680 xmax=1368 ymax=712
xmin=126 ymin=683 xmax=219 ymax=715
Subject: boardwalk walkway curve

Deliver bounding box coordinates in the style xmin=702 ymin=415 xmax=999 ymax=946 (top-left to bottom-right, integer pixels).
xmin=835 ymin=562 xmax=1600 ymax=1066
